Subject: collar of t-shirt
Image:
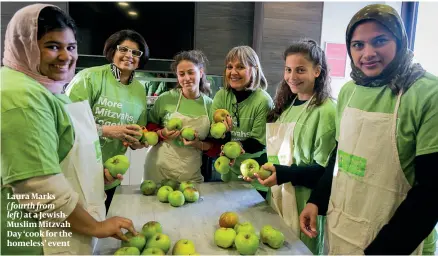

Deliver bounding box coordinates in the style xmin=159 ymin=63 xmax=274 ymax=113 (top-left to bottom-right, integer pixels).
xmin=293 ymin=98 xmax=308 ymax=106
xmin=110 ymin=63 xmax=135 ymax=84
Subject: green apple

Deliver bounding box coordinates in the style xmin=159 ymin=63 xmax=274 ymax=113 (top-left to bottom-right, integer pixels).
xmin=240 ymin=159 xmax=260 ymax=179
xmin=121 ymin=232 xmax=147 ymax=252
xmin=234 ymin=222 xmax=256 ymax=234
xmin=132 ymin=124 xmax=143 ymax=140
xmin=223 ymin=141 xmax=242 ymax=159
xmin=156 ymin=186 xmax=173 ymax=203
xmin=140 ymin=180 xmax=157 ymax=196
xmin=183 ymin=187 xmax=200 ymax=203
xmin=214 ymin=156 xmax=231 ymax=175
xmin=114 ymin=247 xmax=140 ymax=255
xmin=260 ymin=225 xmax=284 ymax=249
xmin=171 ymin=239 xmax=196 ymax=255
xmin=142 ymin=131 xmax=159 ymax=146
xmin=213 ymin=109 xmax=231 ymax=123
xmin=260 ymin=225 xmax=274 ymax=244
xmin=140 ymin=247 xmax=165 ymax=255
xmin=210 ymin=122 xmax=227 ymax=139
xmin=166 ymin=118 xmax=183 ymax=131
xmin=219 ymin=211 xmax=239 ymax=228
xmin=104 ymin=155 xmax=130 ymax=177
xmin=141 ymin=221 xmax=162 ymax=240
xmin=179 ymin=181 xmax=195 ymax=192
xmin=161 ymin=179 xmax=180 ymax=191
xmin=214 ymin=227 xmax=236 ymax=248
xmin=168 ymin=190 xmax=185 ymax=207
xmin=181 ymin=127 xmax=196 ymax=141
xmin=145 ymin=233 xmax=171 ymax=253
xmin=234 ymin=231 xmax=259 ymax=255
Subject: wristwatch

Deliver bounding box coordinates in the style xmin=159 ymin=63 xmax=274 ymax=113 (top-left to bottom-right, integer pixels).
xmin=96 ymin=124 xmax=103 ymax=137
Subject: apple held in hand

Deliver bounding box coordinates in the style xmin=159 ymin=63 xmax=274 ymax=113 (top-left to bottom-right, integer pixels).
xmin=214 ymin=227 xmax=237 ymax=248
xmin=121 ymin=232 xmax=147 ymax=252
xmin=161 ymin=179 xmax=180 ymax=191
xmin=141 ymin=131 xmax=159 ymax=146
xmin=210 ymin=122 xmax=227 ymax=139
xmin=213 ymin=109 xmax=231 ymax=123
xmin=156 ymin=186 xmax=173 ymax=203
xmin=260 ymin=225 xmax=284 ymax=249
xmin=131 ymin=124 xmax=143 ymax=140
xmin=166 ymin=118 xmax=183 ymax=131
xmin=140 ymin=180 xmax=157 ymax=196
xmin=240 ymin=159 xmax=260 ymax=179
xmin=179 ymin=181 xmax=195 ymax=192
xmin=145 ymin=233 xmax=171 ymax=254
xmin=223 ymin=141 xmax=242 ymax=159
xmin=219 ymin=211 xmax=239 ymax=228
xmin=257 ymin=162 xmax=273 ymax=179
xmin=141 ymin=247 xmax=165 ymax=255
xmin=181 ymin=127 xmax=196 ymax=141
xmin=141 ymin=221 xmax=162 ymax=240
xmin=104 ymin=155 xmax=130 ymax=177
xmin=234 ymin=222 xmax=256 ymax=234
xmin=114 ymin=247 xmax=140 ymax=255
xmin=172 ymin=239 xmax=196 ymax=255
xmin=168 ymin=190 xmax=185 ymax=207
xmin=214 ymin=156 xmax=231 ymax=175
xmin=183 ymin=187 xmax=200 ymax=202
xmin=234 ymin=231 xmax=260 ymax=255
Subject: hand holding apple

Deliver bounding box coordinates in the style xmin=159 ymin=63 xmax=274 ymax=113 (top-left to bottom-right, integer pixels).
xmin=254 ymin=163 xmax=277 ymax=187
xmin=221 ymin=142 xmax=245 ymax=166
xmin=160 ymin=127 xmax=181 ymax=141
xmin=240 ymin=159 xmax=260 ymax=181
xmin=166 ymin=118 xmax=183 ymax=131
xmin=103 ymin=124 xmax=143 ymax=143
xmin=103 ymin=168 xmax=123 ymax=185
xmin=214 ymin=156 xmax=231 ymax=175
xmin=210 ymin=122 xmax=227 ymax=139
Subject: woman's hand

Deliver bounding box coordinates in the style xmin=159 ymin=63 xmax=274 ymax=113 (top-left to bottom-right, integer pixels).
xmin=300 ymin=203 xmax=319 ymax=238
xmin=181 ymin=132 xmax=200 ymax=148
xmin=103 ymin=125 xmax=142 ymax=143
xmin=243 ymin=163 xmax=277 ymax=187
xmin=160 ymin=127 xmax=181 ymax=141
xmin=220 ymin=142 xmax=245 ymax=166
xmin=94 ymin=216 xmax=137 ymax=241
xmin=129 ymin=141 xmax=149 ymax=150
xmin=103 ymin=168 xmax=123 ymax=185
xmin=222 ymin=115 xmax=233 ymax=132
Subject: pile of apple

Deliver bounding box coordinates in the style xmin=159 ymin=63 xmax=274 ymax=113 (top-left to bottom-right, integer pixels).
xmin=166 ymin=118 xmax=197 ymax=142
xmin=114 ymin=221 xmax=200 ymax=255
xmin=214 ymin=212 xmax=285 ymax=255
xmin=140 ymin=179 xmax=200 ymax=207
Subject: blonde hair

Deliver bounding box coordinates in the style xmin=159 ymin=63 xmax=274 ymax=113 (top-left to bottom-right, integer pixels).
xmin=223 ymin=46 xmax=268 ymax=91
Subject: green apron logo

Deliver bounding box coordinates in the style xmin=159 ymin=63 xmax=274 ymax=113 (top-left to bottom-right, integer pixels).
xmin=338 ymin=150 xmax=367 ymax=177
xmin=94 ymin=140 xmax=102 ymax=162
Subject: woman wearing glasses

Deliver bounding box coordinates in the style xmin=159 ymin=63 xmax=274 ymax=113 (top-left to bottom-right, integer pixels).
xmin=66 ymin=29 xmax=149 ymax=212
xmin=211 ymin=46 xmax=274 ymax=198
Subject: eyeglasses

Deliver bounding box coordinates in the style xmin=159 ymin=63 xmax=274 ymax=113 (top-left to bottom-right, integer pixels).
xmin=116 ymin=45 xmax=143 ymax=58
xmin=232 ymin=102 xmax=240 ymax=127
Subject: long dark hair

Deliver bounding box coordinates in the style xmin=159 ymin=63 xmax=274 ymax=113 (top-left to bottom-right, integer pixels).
xmin=170 ymin=50 xmax=211 ymax=96
xmin=267 ymin=39 xmax=331 ymax=122
xmin=37 ymin=6 xmax=77 ymax=40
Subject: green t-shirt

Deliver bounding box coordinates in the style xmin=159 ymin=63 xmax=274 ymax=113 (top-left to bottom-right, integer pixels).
xmin=336 ymin=73 xmax=438 ymax=186
xmin=66 ymin=64 xmax=147 ymax=163
xmin=148 ymin=88 xmax=212 ymax=147
xmin=277 ymin=98 xmax=337 ymax=167
xmin=211 ymin=88 xmax=274 ymax=190
xmin=1 ymin=67 xmax=75 ymax=254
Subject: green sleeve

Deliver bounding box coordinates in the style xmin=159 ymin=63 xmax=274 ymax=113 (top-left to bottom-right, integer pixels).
xmin=147 ymin=95 xmax=163 ymax=125
xmin=66 ymin=71 xmax=100 ymax=107
xmin=313 ymin=130 xmax=337 ymax=167
xmin=250 ymin=99 xmax=273 ymax=145
xmin=416 ymin=85 xmax=438 ymax=156
xmin=1 ymin=107 xmax=62 ymax=184
xmin=137 ymin=109 xmax=147 ymax=127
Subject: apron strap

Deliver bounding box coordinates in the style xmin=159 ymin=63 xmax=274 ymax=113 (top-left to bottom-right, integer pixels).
xmin=346 ymin=86 xmax=357 ymax=107
xmin=176 ymin=90 xmax=209 ymax=120
xmin=391 ymin=89 xmax=404 ymax=167
xmin=175 ymin=90 xmax=183 ymax=112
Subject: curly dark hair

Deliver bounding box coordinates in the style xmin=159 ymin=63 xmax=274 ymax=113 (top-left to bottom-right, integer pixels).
xmin=267 ymin=39 xmax=332 ymax=122
xmin=170 ymin=50 xmax=211 ymax=96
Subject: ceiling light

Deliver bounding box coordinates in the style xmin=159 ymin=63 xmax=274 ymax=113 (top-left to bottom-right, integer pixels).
xmin=118 ymin=2 xmax=129 ymax=7
xmin=128 ymin=11 xmax=138 ymax=16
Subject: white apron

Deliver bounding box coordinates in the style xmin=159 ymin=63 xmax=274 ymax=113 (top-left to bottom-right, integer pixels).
xmin=266 ymin=96 xmax=313 ymax=236
xmin=144 ymin=91 xmax=210 ymax=184
xmin=327 ymin=88 xmax=423 ymax=255
xmin=43 ymin=100 xmax=106 ymax=255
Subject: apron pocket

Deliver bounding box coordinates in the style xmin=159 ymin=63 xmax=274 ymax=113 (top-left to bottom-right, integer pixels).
xmin=327 ymin=201 xmax=371 ymax=252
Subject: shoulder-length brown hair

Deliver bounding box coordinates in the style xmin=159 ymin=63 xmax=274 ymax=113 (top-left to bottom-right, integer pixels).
xmin=267 ymin=39 xmax=331 ymax=122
